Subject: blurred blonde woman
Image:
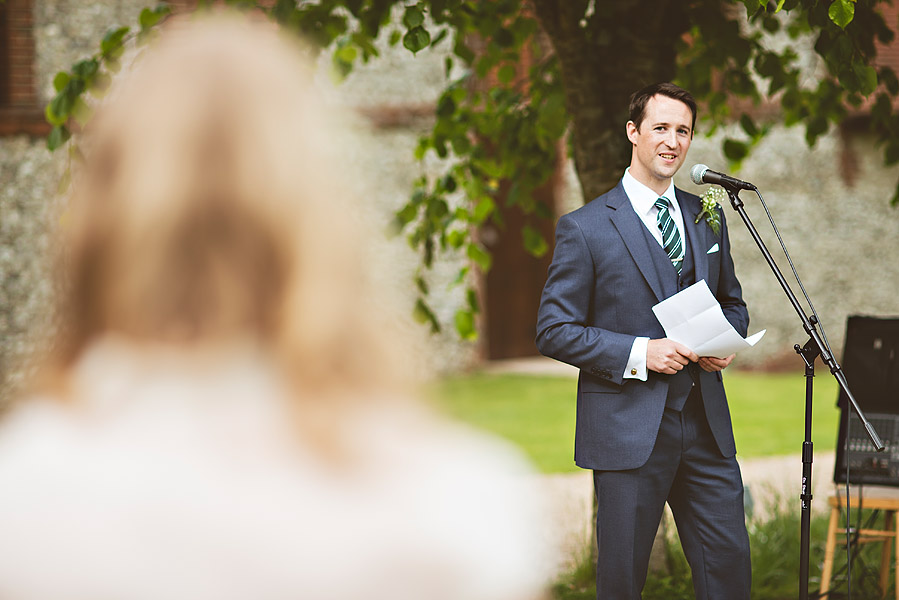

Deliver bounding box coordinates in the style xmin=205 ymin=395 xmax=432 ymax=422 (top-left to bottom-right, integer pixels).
xmin=0 ymin=13 xmax=547 ymax=600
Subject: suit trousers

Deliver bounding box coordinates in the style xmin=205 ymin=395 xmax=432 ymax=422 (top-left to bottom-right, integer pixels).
xmin=592 ymin=388 xmax=751 ymax=599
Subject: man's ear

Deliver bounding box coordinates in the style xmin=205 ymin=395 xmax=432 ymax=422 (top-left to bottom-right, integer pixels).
xmin=626 ymin=120 xmax=638 ymax=145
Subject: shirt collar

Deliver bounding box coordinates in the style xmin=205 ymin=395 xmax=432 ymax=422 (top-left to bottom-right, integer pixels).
xmin=622 ymin=168 xmax=678 ymax=217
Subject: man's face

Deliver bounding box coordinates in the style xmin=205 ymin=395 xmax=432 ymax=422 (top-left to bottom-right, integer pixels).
xmin=626 ymin=94 xmax=693 ymax=195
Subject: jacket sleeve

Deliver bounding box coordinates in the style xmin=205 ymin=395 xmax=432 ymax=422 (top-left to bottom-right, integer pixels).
xmin=535 ymin=214 xmax=634 ymax=386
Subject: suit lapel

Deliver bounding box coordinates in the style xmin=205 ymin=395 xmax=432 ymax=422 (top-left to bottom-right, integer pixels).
xmin=677 ymin=187 xmax=708 ymax=285
xmin=607 ymin=182 xmax=666 ymax=302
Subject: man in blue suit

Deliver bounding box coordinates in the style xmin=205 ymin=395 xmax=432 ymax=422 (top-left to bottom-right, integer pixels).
xmin=536 ymin=83 xmax=751 ymax=599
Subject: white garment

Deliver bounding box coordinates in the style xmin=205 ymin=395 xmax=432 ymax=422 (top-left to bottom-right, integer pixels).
xmin=0 ymin=339 xmax=547 ymax=600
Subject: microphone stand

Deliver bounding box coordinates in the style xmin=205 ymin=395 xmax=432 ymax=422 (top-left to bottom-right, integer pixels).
xmin=721 ymin=186 xmax=884 ymax=600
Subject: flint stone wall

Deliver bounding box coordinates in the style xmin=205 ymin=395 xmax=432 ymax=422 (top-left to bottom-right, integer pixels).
xmin=2 ymin=2 xmax=899 ymax=403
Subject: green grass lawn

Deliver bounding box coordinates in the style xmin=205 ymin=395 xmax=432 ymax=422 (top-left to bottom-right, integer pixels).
xmin=428 ymin=369 xmax=840 ymax=473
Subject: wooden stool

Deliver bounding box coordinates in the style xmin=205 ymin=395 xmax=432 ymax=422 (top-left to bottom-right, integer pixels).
xmin=821 ymin=494 xmax=899 ymax=599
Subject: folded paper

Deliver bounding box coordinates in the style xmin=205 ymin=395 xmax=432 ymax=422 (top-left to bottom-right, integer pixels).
xmin=652 ymin=280 xmax=765 ymax=358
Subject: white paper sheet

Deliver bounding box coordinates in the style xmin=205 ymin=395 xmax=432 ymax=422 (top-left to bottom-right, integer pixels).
xmin=651 ymin=280 xmax=765 ymax=358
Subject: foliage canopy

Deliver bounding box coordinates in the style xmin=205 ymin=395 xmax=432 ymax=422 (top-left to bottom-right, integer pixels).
xmin=46 ymin=0 xmax=899 ymax=337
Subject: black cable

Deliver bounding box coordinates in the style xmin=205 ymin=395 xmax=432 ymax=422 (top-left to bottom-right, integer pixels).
xmin=752 ymin=189 xmax=838 ymax=361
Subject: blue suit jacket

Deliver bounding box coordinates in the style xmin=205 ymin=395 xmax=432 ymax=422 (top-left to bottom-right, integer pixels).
xmin=536 ymin=181 xmax=749 ymax=471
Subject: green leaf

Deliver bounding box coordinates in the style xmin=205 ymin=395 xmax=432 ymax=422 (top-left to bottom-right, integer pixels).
xmin=494 ymin=27 xmax=514 ymax=48
xmin=522 ymin=225 xmax=549 ymax=258
xmin=388 ymin=29 xmax=402 ymax=46
xmin=885 ymin=139 xmax=899 ymax=165
xmin=466 ymin=242 xmax=492 ymax=271
xmin=882 ymin=67 xmax=899 ymax=95
xmin=45 ymin=100 xmax=63 ymax=127
xmin=466 ymin=288 xmax=479 ymax=312
xmin=351 ymin=32 xmax=379 ymax=60
xmin=426 ymin=196 xmax=449 ymax=221
xmin=46 ymin=77 xmax=85 ymax=126
xmin=871 ymin=93 xmax=892 ymax=124
xmin=805 ymin=116 xmax=828 ymax=146
xmin=100 ymin=26 xmax=129 ymax=59
xmin=431 ymin=28 xmax=448 ymax=48
xmin=472 ymin=196 xmax=495 ymax=223
xmin=741 ymin=0 xmax=760 ymax=15
xmin=447 ymin=229 xmax=466 ymax=249
xmin=46 ymin=124 xmax=71 ymax=151
xmin=440 ymin=174 xmax=457 ymax=193
xmin=335 ymin=43 xmax=357 ymax=64
xmin=403 ymin=6 xmax=424 ymax=29
xmin=454 ymin=308 xmax=477 ymax=340
xmin=723 ymin=138 xmax=749 ymax=161
xmin=828 ymin=0 xmax=854 ymax=29
xmin=90 ymin=71 xmax=112 ymax=96
xmin=270 ymin=0 xmax=295 ymax=25
xmin=436 ymin=93 xmax=456 ymax=118
xmin=854 ymin=63 xmax=877 ymax=96
xmin=413 ymin=138 xmax=429 ymax=161
xmin=71 ymin=97 xmax=92 ymax=127
xmin=52 ymin=71 xmax=69 ymax=93
xmin=72 ymin=58 xmax=99 ymax=82
xmin=450 ymin=134 xmax=471 ymax=155
xmin=415 ymin=275 xmax=429 ymax=295
xmin=139 ymin=5 xmax=170 ymax=31
xmin=403 ymin=26 xmax=430 ymax=54
xmin=497 ymin=63 xmax=516 ymax=84
xmin=740 ymin=114 xmax=759 ymax=138
xmin=395 ymin=202 xmax=419 ymax=227
xmin=453 ymin=38 xmax=475 ymax=64
xmin=413 ymin=298 xmax=440 ymax=333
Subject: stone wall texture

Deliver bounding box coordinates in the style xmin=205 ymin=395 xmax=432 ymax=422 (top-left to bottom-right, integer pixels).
xmin=2 ymin=2 xmax=899 ymax=402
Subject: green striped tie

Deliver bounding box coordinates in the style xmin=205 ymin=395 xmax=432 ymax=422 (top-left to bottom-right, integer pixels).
xmin=655 ymin=197 xmax=684 ymax=275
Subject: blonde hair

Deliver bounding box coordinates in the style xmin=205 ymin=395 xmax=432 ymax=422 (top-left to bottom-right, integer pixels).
xmin=44 ymin=13 xmax=407 ymax=412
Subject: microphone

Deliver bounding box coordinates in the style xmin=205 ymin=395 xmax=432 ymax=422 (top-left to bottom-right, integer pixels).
xmin=690 ymin=164 xmax=756 ymax=191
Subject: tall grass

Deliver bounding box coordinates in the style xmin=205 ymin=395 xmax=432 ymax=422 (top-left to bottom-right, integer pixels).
xmin=551 ymin=500 xmax=898 ymax=600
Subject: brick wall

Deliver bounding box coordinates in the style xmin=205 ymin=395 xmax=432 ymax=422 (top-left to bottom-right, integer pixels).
xmin=0 ymin=0 xmax=47 ymax=136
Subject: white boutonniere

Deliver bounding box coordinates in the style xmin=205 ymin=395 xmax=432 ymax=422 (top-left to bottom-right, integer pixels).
xmin=695 ymin=187 xmax=725 ymax=236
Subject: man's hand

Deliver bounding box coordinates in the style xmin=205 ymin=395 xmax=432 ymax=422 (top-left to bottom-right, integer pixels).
xmin=698 ymin=354 xmax=735 ymax=372
xmin=647 ymin=339 xmax=698 ymax=374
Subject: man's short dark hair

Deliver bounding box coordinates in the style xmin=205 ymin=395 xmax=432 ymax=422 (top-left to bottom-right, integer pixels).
xmin=629 ymin=82 xmax=697 ymax=134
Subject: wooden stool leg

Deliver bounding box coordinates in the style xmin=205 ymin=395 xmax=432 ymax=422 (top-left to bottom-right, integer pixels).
xmin=895 ymin=509 xmax=899 ymax=600
xmin=822 ymin=505 xmax=841 ymax=600
xmin=881 ymin=511 xmax=894 ymax=599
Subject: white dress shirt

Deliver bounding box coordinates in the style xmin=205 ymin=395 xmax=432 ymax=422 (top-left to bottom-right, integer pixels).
xmin=621 ymin=169 xmax=687 ymax=381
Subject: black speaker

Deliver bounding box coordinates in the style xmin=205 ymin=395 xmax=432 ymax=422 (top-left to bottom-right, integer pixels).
xmin=834 ymin=316 xmax=899 ymax=486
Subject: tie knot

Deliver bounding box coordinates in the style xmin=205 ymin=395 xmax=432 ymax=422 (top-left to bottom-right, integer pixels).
xmin=654 ymin=197 xmax=670 ymax=211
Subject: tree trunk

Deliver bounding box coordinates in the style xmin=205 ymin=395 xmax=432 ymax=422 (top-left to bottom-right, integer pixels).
xmin=532 ymin=0 xmax=689 ymax=201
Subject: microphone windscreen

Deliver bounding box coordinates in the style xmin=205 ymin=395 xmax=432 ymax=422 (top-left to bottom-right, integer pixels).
xmin=690 ymin=164 xmax=708 ymax=186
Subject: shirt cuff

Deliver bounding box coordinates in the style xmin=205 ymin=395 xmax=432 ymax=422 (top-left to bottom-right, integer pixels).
xmin=624 ymin=337 xmax=649 ymax=381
